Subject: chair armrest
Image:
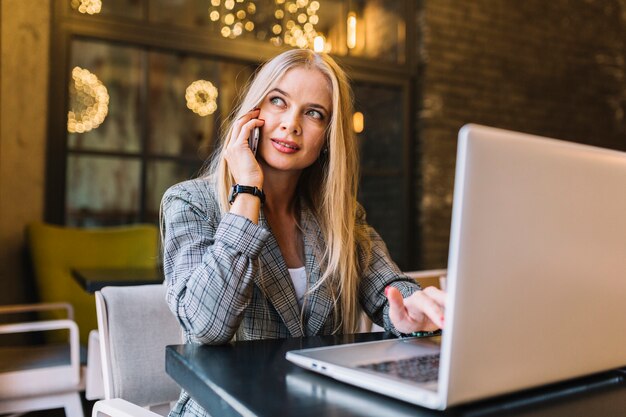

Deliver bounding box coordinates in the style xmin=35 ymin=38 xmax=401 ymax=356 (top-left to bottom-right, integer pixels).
xmin=92 ymin=398 xmax=162 ymax=417
xmin=0 ymin=302 xmax=74 ymax=320
xmin=0 ymin=318 xmax=77 ymax=336
xmin=0 ymin=318 xmax=81 ymax=382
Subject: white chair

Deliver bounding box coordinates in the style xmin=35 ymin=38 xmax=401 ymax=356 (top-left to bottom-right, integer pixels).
xmin=86 ymin=329 xmax=105 ymax=400
xmin=0 ymin=302 xmax=84 ymax=417
xmin=404 ymin=269 xmax=448 ymax=291
xmin=92 ymin=285 xmax=182 ymax=417
xmin=359 ymin=269 xmax=448 ymax=332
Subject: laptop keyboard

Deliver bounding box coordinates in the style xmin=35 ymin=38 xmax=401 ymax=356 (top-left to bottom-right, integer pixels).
xmin=357 ymin=353 xmax=440 ymax=383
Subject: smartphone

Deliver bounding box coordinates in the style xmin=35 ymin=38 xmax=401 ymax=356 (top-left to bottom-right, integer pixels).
xmin=248 ymin=126 xmax=260 ymax=155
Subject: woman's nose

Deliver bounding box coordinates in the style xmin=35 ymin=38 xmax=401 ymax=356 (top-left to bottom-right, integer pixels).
xmin=280 ymin=111 xmax=302 ymax=136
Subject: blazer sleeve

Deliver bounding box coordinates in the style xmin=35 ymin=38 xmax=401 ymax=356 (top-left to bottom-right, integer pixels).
xmin=355 ymin=205 xmax=421 ymax=335
xmin=161 ymin=180 xmax=271 ymax=344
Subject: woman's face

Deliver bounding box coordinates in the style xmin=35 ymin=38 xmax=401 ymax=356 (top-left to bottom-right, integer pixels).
xmin=257 ymin=67 xmax=332 ymax=175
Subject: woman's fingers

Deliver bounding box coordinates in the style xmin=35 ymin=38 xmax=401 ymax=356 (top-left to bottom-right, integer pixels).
xmin=386 ymin=286 xmax=420 ymax=333
xmin=231 ymin=108 xmax=261 ymax=147
xmin=386 ymin=286 xmax=446 ymax=333
xmin=224 ymin=109 xmax=265 ymax=187
xmin=405 ymin=289 xmax=444 ymax=330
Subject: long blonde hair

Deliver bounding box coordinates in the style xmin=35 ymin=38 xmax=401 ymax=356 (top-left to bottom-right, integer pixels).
xmin=204 ymin=49 xmax=370 ymax=333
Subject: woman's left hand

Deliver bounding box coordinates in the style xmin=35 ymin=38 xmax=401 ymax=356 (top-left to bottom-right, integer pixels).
xmin=386 ymin=286 xmax=446 ymax=333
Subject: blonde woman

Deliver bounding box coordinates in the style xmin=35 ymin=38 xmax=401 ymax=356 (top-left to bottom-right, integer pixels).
xmin=161 ymin=49 xmax=445 ymax=417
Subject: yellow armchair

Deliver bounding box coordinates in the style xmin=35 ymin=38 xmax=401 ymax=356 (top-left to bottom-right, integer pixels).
xmin=26 ymin=222 xmax=159 ymax=345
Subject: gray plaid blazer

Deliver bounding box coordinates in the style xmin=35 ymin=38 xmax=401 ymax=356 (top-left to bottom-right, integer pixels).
xmin=161 ymin=178 xmax=420 ymax=417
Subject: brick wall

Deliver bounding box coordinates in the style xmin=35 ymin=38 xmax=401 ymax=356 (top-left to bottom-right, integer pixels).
xmin=415 ymin=0 xmax=626 ymax=268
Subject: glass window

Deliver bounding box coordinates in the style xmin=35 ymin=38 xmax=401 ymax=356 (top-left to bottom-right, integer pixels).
xmin=66 ymin=155 xmax=141 ymax=226
xmin=68 ymin=40 xmax=143 ymax=153
xmin=354 ymin=81 xmax=407 ymax=265
xmin=65 ymin=38 xmax=254 ymax=227
xmin=148 ymin=52 xmax=220 ymax=158
xmin=145 ymin=160 xmax=203 ymax=223
xmin=148 ymin=52 xmax=253 ymax=160
xmin=358 ymin=175 xmax=405 ymax=264
xmin=354 ymin=82 xmax=404 ymax=172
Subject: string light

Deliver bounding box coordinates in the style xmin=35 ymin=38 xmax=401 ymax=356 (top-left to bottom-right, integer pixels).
xmin=185 ymin=80 xmax=219 ymax=116
xmin=70 ymin=0 xmax=102 ymax=14
xmin=208 ymin=0 xmax=256 ymax=39
xmin=270 ymin=0 xmax=324 ymax=50
xmin=67 ymin=67 xmax=109 ymax=133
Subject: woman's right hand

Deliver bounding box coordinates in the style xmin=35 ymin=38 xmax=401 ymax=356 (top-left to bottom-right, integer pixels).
xmin=224 ymin=108 xmax=265 ymax=188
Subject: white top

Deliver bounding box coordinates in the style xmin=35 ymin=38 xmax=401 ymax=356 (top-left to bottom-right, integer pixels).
xmin=287 ymin=266 xmax=307 ymax=308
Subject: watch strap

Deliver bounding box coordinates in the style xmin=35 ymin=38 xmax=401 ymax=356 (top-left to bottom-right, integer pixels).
xmin=229 ymin=184 xmax=265 ymax=205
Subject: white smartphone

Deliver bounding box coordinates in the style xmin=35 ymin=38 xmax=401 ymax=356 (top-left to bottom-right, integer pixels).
xmin=248 ymin=126 xmax=260 ymax=155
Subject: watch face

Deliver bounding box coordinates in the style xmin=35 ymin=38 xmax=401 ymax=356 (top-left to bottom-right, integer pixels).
xmin=228 ymin=186 xmax=237 ymax=204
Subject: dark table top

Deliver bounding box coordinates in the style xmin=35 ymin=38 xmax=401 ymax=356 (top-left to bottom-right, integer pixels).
xmin=165 ymin=333 xmax=626 ymax=417
xmin=71 ymin=267 xmax=163 ymax=293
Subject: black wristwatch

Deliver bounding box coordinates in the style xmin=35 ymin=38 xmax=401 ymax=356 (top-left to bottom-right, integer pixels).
xmin=228 ymin=184 xmax=265 ymax=205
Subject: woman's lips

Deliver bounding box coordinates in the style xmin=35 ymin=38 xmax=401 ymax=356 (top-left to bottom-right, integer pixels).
xmin=271 ymin=138 xmax=300 ymax=154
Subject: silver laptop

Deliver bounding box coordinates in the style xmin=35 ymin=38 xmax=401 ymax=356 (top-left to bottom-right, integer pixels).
xmin=286 ymin=124 xmax=626 ymax=410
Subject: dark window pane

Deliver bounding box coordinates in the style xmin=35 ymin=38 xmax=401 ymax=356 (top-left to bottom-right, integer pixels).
xmin=68 ymin=40 xmax=143 ymax=153
xmin=354 ymin=81 xmax=406 ymax=267
xmin=66 ymin=155 xmax=141 ymax=226
xmin=359 ymin=174 xmax=406 ymax=267
xmin=148 ymin=52 xmax=253 ymax=160
xmin=145 ymin=161 xmax=203 ymax=223
xmin=353 ymin=82 xmax=404 ymax=172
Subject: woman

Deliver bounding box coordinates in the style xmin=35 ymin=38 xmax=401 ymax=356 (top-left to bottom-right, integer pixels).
xmin=161 ymin=49 xmax=445 ymax=416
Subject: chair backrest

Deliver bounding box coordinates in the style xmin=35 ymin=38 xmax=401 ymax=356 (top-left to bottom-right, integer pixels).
xmin=403 ymin=269 xmax=448 ymax=290
xmin=27 ymin=222 xmax=158 ymax=345
xmin=96 ymin=284 xmax=182 ymax=408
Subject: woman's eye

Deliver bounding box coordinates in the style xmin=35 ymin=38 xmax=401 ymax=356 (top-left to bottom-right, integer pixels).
xmin=270 ymin=96 xmax=285 ymax=107
xmin=307 ymin=109 xmax=324 ymax=120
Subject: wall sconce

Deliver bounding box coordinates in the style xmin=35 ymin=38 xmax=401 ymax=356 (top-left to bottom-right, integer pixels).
xmin=353 ymin=111 xmax=364 ymax=133
xmin=67 ymin=67 xmax=109 ymax=133
xmin=186 ymin=80 xmax=219 ymax=116
xmin=70 ymin=0 xmax=102 ymax=15
xmin=347 ymin=12 xmax=357 ymax=49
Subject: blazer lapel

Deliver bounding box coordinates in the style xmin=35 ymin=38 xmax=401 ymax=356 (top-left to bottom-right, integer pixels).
xmin=254 ymin=211 xmax=304 ymax=338
xmin=300 ymin=206 xmax=334 ymax=336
